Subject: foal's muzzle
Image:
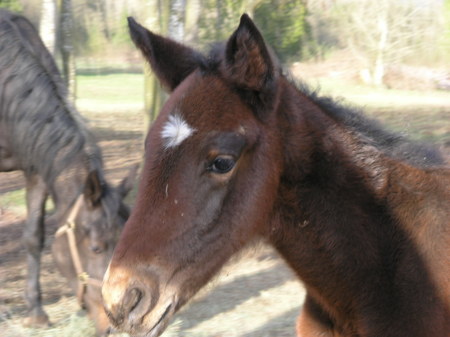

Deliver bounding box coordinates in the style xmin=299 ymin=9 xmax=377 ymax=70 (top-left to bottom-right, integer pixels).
xmin=102 ymin=265 xmax=178 ymax=337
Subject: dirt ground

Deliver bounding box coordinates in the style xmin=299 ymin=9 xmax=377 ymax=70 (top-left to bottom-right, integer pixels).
xmin=0 ymin=102 xmax=304 ymax=337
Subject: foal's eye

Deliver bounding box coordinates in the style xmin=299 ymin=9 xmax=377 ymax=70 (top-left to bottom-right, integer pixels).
xmin=209 ymin=156 xmax=236 ymax=174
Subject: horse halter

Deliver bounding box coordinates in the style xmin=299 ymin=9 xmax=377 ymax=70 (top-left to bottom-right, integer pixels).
xmin=55 ymin=195 xmax=103 ymax=307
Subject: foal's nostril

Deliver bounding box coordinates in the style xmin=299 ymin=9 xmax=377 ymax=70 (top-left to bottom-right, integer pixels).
xmin=123 ymin=287 xmax=143 ymax=315
xmin=103 ymin=326 xmax=114 ymax=336
xmin=103 ymin=287 xmax=144 ymax=328
xmin=103 ymin=268 xmax=158 ymax=330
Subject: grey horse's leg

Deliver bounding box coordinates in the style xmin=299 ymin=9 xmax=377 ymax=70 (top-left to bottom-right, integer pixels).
xmin=23 ymin=174 xmax=50 ymax=327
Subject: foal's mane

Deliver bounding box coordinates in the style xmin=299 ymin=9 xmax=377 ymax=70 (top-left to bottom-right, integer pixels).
xmin=296 ymin=81 xmax=445 ymax=168
xmin=0 ymin=10 xmax=104 ymax=186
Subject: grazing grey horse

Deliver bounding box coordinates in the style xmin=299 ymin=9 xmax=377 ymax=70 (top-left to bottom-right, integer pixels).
xmin=0 ymin=9 xmax=135 ymax=335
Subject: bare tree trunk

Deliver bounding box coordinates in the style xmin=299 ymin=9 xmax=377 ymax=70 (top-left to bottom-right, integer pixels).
xmin=373 ymin=10 xmax=388 ymax=86
xmin=96 ymin=0 xmax=111 ymax=41
xmin=184 ymin=0 xmax=200 ymax=44
xmin=215 ymin=0 xmax=223 ymax=40
xmin=40 ymin=0 xmax=57 ymax=55
xmin=143 ymin=0 xmax=171 ymax=132
xmin=169 ymin=0 xmax=185 ymax=41
xmin=58 ymin=0 xmax=77 ymax=103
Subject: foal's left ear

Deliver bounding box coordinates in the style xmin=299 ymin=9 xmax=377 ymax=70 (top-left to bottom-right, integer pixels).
xmin=84 ymin=170 xmax=104 ymax=207
xmin=224 ymin=14 xmax=278 ymax=116
xmin=117 ymin=164 xmax=139 ymax=198
xmin=128 ymin=17 xmax=204 ymax=92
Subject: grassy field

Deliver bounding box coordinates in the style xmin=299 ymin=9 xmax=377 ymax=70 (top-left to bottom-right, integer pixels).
xmin=0 ymin=72 xmax=449 ymax=337
xmin=77 ymin=73 xmax=144 ymax=112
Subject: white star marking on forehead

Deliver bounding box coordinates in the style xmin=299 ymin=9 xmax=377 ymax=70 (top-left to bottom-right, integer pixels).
xmin=161 ymin=114 xmax=195 ymax=149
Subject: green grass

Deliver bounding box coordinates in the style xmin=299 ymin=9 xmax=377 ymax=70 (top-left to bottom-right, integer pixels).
xmin=0 ymin=189 xmax=26 ymax=215
xmin=76 ymin=73 xmax=144 ymax=112
xmin=0 ymin=189 xmax=55 ymax=216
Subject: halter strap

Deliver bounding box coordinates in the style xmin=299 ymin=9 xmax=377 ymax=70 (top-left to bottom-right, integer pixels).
xmin=55 ymin=195 xmax=103 ymax=307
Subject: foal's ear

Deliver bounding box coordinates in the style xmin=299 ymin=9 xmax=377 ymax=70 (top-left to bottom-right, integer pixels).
xmin=128 ymin=17 xmax=204 ymax=92
xmin=117 ymin=164 xmax=139 ymax=198
xmin=84 ymin=170 xmax=104 ymax=207
xmin=224 ymin=14 xmax=278 ymax=116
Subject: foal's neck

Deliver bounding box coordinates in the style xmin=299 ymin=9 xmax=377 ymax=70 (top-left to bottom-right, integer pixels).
xmin=269 ymin=82 xmax=450 ymax=335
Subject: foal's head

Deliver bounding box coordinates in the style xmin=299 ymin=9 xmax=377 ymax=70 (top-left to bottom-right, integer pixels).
xmin=103 ymin=15 xmax=284 ymax=336
xmin=52 ymin=168 xmax=135 ymax=335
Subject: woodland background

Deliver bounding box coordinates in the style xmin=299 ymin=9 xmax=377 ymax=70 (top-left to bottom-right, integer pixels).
xmin=0 ymin=1 xmax=449 ymax=336
xmin=1 ymin=0 xmax=449 ymax=126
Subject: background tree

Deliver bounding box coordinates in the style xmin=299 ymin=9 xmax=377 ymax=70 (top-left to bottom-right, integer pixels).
xmin=141 ymin=0 xmax=170 ymax=130
xmin=39 ymin=0 xmax=56 ymax=55
xmin=184 ymin=0 xmax=200 ymax=44
xmin=3 ymin=0 xmax=447 ymax=99
xmin=139 ymin=0 xmax=203 ymax=129
xmin=254 ymin=0 xmax=310 ymax=63
xmin=195 ymin=0 xmax=263 ymax=51
xmin=58 ymin=0 xmax=76 ymax=102
xmin=320 ymin=0 xmax=444 ymax=86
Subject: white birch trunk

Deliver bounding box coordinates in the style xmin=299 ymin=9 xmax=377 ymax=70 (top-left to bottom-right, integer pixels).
xmin=59 ymin=0 xmax=77 ymax=103
xmin=40 ymin=0 xmax=57 ymax=55
xmin=373 ymin=9 xmax=388 ymax=86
